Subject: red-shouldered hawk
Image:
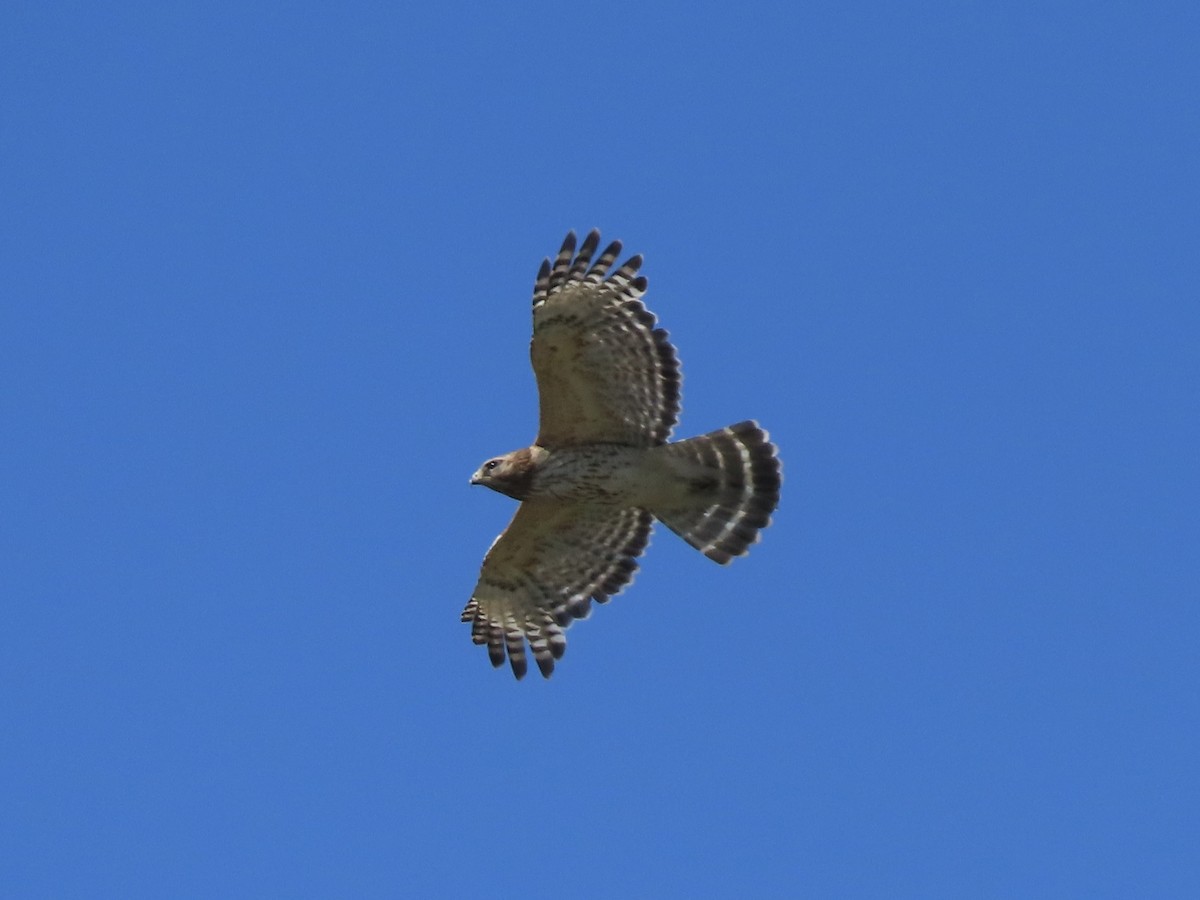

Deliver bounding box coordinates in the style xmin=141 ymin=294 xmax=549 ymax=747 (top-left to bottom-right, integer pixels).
xmin=464 ymin=230 xmax=781 ymax=679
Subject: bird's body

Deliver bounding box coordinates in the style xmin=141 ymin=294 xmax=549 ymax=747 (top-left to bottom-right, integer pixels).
xmin=465 ymin=230 xmax=782 ymax=679
xmin=473 ymin=444 xmax=642 ymax=503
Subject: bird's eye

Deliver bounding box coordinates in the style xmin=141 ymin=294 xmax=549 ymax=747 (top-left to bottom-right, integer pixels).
xmin=484 ymin=460 xmax=499 ymax=472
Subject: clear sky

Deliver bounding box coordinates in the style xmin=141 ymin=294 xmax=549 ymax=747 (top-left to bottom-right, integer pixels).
xmin=3 ymin=2 xmax=1197 ymax=897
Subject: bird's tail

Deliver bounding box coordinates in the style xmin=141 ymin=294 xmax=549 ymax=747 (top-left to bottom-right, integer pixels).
xmin=650 ymin=420 xmax=782 ymax=564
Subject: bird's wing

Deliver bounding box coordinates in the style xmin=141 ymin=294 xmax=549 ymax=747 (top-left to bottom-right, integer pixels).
xmin=462 ymin=499 xmax=653 ymax=679
xmin=530 ymin=230 xmax=681 ymax=449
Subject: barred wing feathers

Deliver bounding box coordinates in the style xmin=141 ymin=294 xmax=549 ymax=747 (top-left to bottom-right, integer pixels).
xmin=531 ymin=230 xmax=681 ymax=449
xmin=462 ymin=501 xmax=653 ymax=679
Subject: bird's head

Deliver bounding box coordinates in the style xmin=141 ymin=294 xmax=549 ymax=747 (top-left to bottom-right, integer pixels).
xmin=470 ymin=448 xmax=537 ymax=500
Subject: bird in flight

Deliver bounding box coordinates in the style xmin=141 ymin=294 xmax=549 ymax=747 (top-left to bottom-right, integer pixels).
xmin=465 ymin=230 xmax=781 ymax=679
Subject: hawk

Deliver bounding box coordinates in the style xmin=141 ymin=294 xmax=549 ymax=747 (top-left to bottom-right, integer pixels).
xmin=464 ymin=230 xmax=781 ymax=679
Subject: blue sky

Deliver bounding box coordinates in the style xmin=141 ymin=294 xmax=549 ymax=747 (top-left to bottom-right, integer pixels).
xmin=3 ymin=1 xmax=1198 ymax=896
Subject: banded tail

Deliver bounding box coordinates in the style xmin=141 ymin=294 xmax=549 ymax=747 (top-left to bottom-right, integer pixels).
xmin=651 ymin=420 xmax=782 ymax=564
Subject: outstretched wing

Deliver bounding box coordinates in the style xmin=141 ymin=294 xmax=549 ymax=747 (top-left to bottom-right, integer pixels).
xmin=530 ymin=230 xmax=681 ymax=449
xmin=461 ymin=500 xmax=653 ymax=679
